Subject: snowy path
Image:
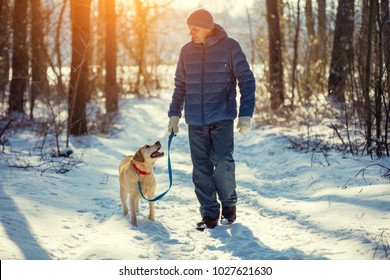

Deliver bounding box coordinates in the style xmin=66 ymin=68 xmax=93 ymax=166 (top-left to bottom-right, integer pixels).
xmin=1 ymin=95 xmax=389 ymax=260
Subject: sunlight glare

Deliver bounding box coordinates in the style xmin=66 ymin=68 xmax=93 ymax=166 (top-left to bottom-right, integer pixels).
xmin=117 ymin=0 xmax=255 ymax=17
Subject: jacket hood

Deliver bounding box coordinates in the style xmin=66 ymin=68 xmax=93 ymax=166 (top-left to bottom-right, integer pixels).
xmin=191 ymin=23 xmax=227 ymax=47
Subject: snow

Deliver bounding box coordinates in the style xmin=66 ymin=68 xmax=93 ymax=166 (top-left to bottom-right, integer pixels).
xmin=1 ymin=93 xmax=390 ymax=262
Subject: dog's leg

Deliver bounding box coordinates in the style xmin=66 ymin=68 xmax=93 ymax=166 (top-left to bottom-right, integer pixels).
xmin=120 ymin=187 xmax=128 ymax=216
xmin=135 ymin=197 xmax=140 ymax=212
xmin=148 ymin=194 xmax=155 ymax=221
xmin=129 ymin=197 xmax=137 ymax=226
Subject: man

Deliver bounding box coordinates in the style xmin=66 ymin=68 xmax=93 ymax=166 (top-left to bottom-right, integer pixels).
xmin=168 ymin=8 xmax=255 ymax=230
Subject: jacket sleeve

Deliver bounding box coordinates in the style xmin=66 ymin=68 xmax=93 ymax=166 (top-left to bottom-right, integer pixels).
xmin=168 ymin=50 xmax=186 ymax=118
xmin=230 ymin=40 xmax=256 ymax=117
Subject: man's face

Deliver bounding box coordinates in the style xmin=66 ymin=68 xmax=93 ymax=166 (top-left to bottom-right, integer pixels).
xmin=188 ymin=25 xmax=211 ymax=44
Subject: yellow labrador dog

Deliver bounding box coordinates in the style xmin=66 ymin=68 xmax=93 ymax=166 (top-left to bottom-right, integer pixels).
xmin=119 ymin=141 xmax=164 ymax=226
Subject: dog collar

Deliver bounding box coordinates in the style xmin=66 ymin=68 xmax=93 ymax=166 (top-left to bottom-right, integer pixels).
xmin=133 ymin=164 xmax=150 ymax=175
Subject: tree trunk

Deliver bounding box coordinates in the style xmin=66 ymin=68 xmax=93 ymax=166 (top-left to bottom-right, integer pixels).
xmin=317 ymin=0 xmax=327 ymax=89
xmin=246 ymin=6 xmax=255 ymax=68
xmin=68 ymin=0 xmax=91 ymax=136
xmin=134 ymin=0 xmax=147 ymax=95
xmin=357 ymin=0 xmax=370 ymax=96
xmin=382 ymin=0 xmax=390 ymax=68
xmin=9 ymin=0 xmax=29 ymax=118
xmin=375 ymin=0 xmax=383 ymax=157
xmin=96 ymin=0 xmax=105 ymax=91
xmin=317 ymin=0 xmax=327 ymax=58
xmin=105 ymin=0 xmax=118 ymax=113
xmin=362 ymin=0 xmax=375 ymax=153
xmin=52 ymin=0 xmax=68 ymax=97
xmin=303 ymin=0 xmax=317 ymax=99
xmin=266 ymin=0 xmax=284 ymax=111
xmin=30 ymin=0 xmax=49 ymax=120
xmin=382 ymin=0 xmax=390 ymax=155
xmin=305 ymin=0 xmax=316 ymax=59
xmin=328 ymin=0 xmax=355 ymax=106
xmin=0 ymin=0 xmax=10 ymax=99
xmin=291 ymin=0 xmax=301 ymax=109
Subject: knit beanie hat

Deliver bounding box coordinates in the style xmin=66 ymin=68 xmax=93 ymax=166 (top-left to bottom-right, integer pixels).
xmin=186 ymin=8 xmax=214 ymax=30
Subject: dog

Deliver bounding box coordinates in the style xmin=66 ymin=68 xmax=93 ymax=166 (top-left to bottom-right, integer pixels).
xmin=119 ymin=141 xmax=164 ymax=226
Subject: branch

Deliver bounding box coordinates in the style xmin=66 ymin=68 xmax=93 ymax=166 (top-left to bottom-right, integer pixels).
xmin=0 ymin=119 xmax=12 ymax=138
xmin=355 ymin=163 xmax=390 ymax=180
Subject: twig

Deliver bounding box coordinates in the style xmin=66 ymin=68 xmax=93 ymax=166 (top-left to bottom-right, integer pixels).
xmin=0 ymin=119 xmax=12 ymax=138
xmin=355 ymin=163 xmax=390 ymax=179
xmin=341 ymin=178 xmax=351 ymax=189
xmin=373 ymin=230 xmax=390 ymax=259
xmin=7 ymin=151 xmax=85 ymax=175
xmin=330 ymin=122 xmax=347 ymax=151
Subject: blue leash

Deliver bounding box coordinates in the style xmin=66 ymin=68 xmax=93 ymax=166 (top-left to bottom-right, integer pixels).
xmin=137 ymin=131 xmax=175 ymax=202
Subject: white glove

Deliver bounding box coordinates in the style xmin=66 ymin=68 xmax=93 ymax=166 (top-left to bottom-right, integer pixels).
xmin=168 ymin=116 xmax=180 ymax=134
xmin=236 ymin=116 xmax=251 ymax=134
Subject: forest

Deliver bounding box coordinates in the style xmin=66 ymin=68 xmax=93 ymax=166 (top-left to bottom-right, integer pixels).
xmin=1 ymin=0 xmax=390 ymax=263
xmin=0 ymin=0 xmax=390 ymax=158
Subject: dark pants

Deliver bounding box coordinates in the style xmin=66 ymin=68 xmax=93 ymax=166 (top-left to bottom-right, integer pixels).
xmin=188 ymin=120 xmax=237 ymax=220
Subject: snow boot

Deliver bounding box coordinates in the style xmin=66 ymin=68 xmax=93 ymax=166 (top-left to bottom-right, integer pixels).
xmin=221 ymin=206 xmax=236 ymax=225
xmin=196 ymin=216 xmax=218 ymax=231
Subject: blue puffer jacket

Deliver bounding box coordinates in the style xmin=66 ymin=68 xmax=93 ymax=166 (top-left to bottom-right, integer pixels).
xmin=168 ymin=24 xmax=255 ymax=126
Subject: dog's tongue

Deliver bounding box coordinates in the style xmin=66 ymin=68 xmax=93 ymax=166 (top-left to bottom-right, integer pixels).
xmin=151 ymin=151 xmax=164 ymax=158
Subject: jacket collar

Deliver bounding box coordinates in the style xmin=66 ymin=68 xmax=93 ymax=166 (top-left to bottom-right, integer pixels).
xmin=192 ymin=23 xmax=227 ymax=47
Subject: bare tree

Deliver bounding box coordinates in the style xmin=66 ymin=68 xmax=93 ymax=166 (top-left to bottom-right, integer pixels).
xmin=9 ymin=0 xmax=29 ymax=118
xmin=305 ymin=0 xmax=316 ymax=60
xmin=133 ymin=0 xmax=154 ymax=95
xmin=382 ymin=0 xmax=390 ymax=155
xmin=361 ymin=0 xmax=374 ymax=154
xmin=372 ymin=0 xmax=390 ymax=156
xmin=317 ymin=0 xmax=327 ymax=89
xmin=30 ymin=0 xmax=49 ymax=120
xmin=0 ymin=0 xmax=10 ymax=104
xmin=117 ymin=0 xmax=171 ymax=95
xmin=291 ymin=0 xmax=301 ymax=109
xmin=68 ymin=0 xmax=91 ymax=137
xmin=357 ymin=0 xmax=370 ymax=95
xmin=105 ymin=0 xmax=118 ymax=113
xmin=246 ymin=6 xmax=256 ymax=68
xmin=306 ymin=0 xmax=328 ymax=96
xmin=383 ymin=0 xmax=390 ymax=65
xmin=328 ymin=0 xmax=355 ymax=106
xmin=54 ymin=0 xmax=68 ymax=97
xmin=266 ymin=0 xmax=284 ymax=110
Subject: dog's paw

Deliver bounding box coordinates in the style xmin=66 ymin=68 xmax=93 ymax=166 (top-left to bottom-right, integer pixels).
xmin=148 ymin=216 xmax=155 ymax=221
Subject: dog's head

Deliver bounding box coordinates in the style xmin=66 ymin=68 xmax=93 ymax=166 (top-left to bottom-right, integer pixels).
xmin=133 ymin=141 xmax=164 ymax=163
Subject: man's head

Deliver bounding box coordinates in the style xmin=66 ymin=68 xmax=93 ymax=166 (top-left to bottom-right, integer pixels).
xmin=186 ymin=8 xmax=214 ymax=44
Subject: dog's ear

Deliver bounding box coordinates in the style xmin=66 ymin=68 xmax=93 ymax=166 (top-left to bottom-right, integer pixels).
xmin=134 ymin=148 xmax=145 ymax=163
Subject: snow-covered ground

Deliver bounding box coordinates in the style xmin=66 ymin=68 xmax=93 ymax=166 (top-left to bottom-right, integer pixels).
xmin=1 ymin=93 xmax=389 ymax=261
